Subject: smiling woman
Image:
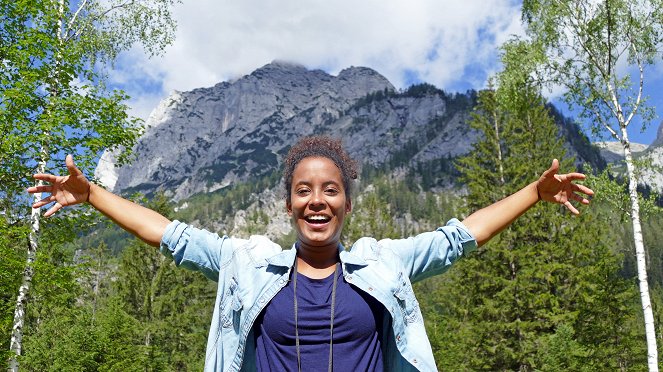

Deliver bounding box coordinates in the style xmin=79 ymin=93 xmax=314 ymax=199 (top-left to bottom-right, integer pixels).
xmin=28 ymin=135 xmax=593 ymax=371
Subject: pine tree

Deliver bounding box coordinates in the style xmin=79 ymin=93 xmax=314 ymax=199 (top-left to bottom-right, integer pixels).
xmin=111 ymin=193 xmax=215 ymax=370
xmin=1 ymin=1 xmax=178 ymax=368
xmin=421 ymin=48 xmax=643 ymax=369
xmin=519 ymin=2 xmax=663 ymax=367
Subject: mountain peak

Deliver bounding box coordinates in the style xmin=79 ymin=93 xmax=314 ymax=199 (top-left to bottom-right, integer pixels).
xmin=255 ymin=60 xmax=307 ymax=72
xmin=97 ymin=63 xmax=397 ymax=200
xmin=96 ymin=63 xmax=602 ymax=201
xmin=338 ymin=65 xmax=383 ymax=78
xmin=651 ymin=120 xmax=663 ymax=148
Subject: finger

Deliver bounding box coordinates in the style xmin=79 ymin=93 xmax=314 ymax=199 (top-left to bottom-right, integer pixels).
xmin=563 ymin=200 xmax=580 ymax=215
xmin=27 ymin=185 xmax=53 ymax=194
xmin=43 ymin=203 xmax=62 ymax=217
xmin=572 ymin=183 xmax=594 ymax=196
xmin=540 ymin=159 xmax=560 ymax=179
xmin=33 ymin=173 xmax=58 ymax=183
xmin=571 ymin=192 xmax=590 ymax=205
xmin=66 ymin=154 xmax=83 ymax=177
xmin=559 ymin=172 xmax=587 ymax=182
xmin=32 ymin=195 xmax=55 ymax=208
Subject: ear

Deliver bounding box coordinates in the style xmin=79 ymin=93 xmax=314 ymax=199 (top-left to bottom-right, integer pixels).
xmin=286 ymin=200 xmax=293 ymax=216
xmin=345 ymin=199 xmax=352 ymax=213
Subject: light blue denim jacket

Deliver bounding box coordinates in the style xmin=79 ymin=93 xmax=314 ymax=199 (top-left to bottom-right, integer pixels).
xmin=160 ymin=218 xmax=477 ymax=372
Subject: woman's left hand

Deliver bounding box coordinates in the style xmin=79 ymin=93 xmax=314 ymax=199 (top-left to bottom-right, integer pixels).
xmin=537 ymin=159 xmax=594 ymax=215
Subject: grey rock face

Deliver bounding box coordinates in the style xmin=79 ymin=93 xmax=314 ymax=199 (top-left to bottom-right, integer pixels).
xmin=652 ymin=120 xmax=663 ymax=148
xmin=594 ymin=141 xmax=649 ymax=163
xmin=592 ymin=121 xmax=663 ymax=191
xmin=96 ymin=61 xmax=603 ymax=201
xmin=98 ymin=61 xmax=395 ymax=200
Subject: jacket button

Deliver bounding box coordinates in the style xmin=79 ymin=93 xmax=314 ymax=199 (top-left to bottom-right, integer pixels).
xmin=346 ymin=276 xmax=352 ymax=282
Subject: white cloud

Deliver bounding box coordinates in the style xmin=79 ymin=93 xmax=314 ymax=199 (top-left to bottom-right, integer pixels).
xmin=112 ymin=0 xmax=524 ymax=120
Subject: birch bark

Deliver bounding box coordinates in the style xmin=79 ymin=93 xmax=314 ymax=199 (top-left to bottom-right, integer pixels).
xmin=622 ymin=127 xmax=658 ymax=371
xmin=8 ymin=1 xmax=63 ymax=369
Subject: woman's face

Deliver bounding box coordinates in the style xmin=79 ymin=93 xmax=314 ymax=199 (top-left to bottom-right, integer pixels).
xmin=287 ymin=156 xmax=352 ymax=251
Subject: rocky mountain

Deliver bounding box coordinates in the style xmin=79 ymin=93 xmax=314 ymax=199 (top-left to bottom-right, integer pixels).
xmin=594 ymin=141 xmax=649 ymax=163
xmin=96 ymin=61 xmax=605 ymax=202
xmin=594 ymin=121 xmax=663 ymax=191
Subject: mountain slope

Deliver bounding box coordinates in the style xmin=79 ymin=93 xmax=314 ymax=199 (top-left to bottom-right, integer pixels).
xmin=96 ymin=62 xmax=604 ymax=201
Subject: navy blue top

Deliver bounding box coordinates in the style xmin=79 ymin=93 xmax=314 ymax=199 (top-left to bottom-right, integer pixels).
xmin=255 ymin=268 xmax=385 ymax=371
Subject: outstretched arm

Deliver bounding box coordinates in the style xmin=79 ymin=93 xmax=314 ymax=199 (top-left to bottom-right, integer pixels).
xmin=29 ymin=155 xmax=170 ymax=247
xmin=461 ymin=159 xmax=593 ymax=247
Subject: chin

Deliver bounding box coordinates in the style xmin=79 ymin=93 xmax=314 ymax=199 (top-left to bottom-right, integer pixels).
xmin=299 ymin=234 xmax=339 ymax=249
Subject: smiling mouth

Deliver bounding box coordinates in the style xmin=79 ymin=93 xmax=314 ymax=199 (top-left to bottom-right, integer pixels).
xmin=304 ymin=215 xmax=331 ymax=226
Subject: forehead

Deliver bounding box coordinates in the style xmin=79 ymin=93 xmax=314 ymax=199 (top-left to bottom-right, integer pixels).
xmin=292 ymin=156 xmax=343 ymax=183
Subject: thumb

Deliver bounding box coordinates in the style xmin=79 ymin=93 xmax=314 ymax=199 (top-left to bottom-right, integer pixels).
xmin=540 ymin=159 xmax=559 ymax=179
xmin=65 ymin=154 xmax=83 ymax=177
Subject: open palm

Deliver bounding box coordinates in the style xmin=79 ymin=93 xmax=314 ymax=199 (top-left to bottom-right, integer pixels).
xmin=28 ymin=155 xmax=91 ymax=217
xmin=537 ymin=159 xmax=594 ymax=215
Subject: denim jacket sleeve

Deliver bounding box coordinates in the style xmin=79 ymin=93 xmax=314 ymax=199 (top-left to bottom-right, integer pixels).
xmin=159 ymin=220 xmax=247 ymax=282
xmin=380 ymin=218 xmax=477 ymax=283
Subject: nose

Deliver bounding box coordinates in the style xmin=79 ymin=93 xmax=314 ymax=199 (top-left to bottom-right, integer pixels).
xmin=309 ymin=189 xmax=325 ymax=209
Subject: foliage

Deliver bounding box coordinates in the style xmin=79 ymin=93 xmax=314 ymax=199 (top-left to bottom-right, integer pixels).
xmin=520 ymin=0 xmax=662 ymax=138
xmin=510 ymin=4 xmax=663 ymax=366
xmin=1 ymin=0 xmax=178 ymax=368
xmin=402 ymin=83 xmax=445 ymax=98
xmin=175 ymin=171 xmax=281 ymax=226
xmin=19 ymin=194 xmax=214 ymax=371
xmin=343 ymin=176 xmax=461 ymax=247
xmin=421 ymin=61 xmax=644 ymax=369
xmin=535 ymin=323 xmax=592 ymax=371
xmin=0 ymin=0 xmax=179 ymax=203
xmin=0 ymin=219 xmax=28 ymax=364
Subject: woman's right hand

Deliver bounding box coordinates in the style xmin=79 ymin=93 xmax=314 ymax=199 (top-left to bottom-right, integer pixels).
xmin=28 ymin=154 xmax=91 ymax=217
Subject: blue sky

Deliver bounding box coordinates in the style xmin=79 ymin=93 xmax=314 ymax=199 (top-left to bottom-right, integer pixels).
xmin=110 ymin=0 xmax=661 ymax=146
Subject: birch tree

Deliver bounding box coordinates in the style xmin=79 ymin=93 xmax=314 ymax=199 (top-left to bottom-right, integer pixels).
xmin=422 ymin=41 xmax=642 ymax=369
xmin=520 ymin=0 xmax=663 ymax=369
xmin=0 ymin=0 xmax=178 ymax=370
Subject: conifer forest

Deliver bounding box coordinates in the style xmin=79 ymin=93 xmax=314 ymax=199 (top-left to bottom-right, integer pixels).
xmin=4 ymin=0 xmax=663 ymax=370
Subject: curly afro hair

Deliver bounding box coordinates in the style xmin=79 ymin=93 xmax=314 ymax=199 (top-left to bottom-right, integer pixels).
xmin=283 ymin=136 xmax=358 ymax=203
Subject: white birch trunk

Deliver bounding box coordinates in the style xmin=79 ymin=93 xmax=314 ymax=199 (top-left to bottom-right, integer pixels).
xmin=8 ymin=158 xmax=45 ymax=372
xmin=8 ymin=1 xmax=65 ymax=369
xmin=621 ymin=126 xmax=659 ymax=371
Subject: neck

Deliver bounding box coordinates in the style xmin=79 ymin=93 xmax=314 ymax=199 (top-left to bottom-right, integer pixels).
xmin=296 ymin=242 xmax=339 ymax=279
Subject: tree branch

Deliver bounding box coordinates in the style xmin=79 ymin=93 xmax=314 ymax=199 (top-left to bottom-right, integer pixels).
xmin=623 ymin=41 xmax=645 ymax=128
xmin=66 ymin=0 xmax=89 ymax=34
xmin=66 ymin=0 xmax=136 ymax=43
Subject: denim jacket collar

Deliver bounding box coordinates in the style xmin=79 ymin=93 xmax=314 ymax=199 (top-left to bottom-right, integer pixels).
xmin=264 ymin=242 xmax=369 ymax=268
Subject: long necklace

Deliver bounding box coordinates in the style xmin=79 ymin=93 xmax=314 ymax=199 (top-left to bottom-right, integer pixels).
xmin=293 ymin=258 xmax=339 ymax=372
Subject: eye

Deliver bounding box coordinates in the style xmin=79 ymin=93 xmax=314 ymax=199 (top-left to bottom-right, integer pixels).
xmin=295 ymin=188 xmax=310 ymax=196
xmin=325 ymin=187 xmax=340 ymax=195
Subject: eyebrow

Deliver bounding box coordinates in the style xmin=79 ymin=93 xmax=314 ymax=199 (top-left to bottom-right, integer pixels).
xmin=294 ymin=180 xmax=342 ymax=187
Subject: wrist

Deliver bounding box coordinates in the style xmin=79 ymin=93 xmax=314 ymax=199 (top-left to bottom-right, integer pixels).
xmin=531 ymin=181 xmax=542 ymax=203
xmin=536 ymin=186 xmax=542 ymax=201
xmin=87 ymin=182 xmax=96 ymax=204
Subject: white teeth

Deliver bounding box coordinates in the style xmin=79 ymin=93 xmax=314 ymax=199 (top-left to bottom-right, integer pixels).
xmin=307 ymin=215 xmax=330 ymax=221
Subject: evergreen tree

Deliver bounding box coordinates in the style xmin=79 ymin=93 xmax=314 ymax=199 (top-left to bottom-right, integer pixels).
xmin=18 ymin=193 xmax=215 ymax=370
xmin=422 ymin=51 xmax=642 ymax=369
xmin=343 ymin=188 xmax=400 ymax=245
xmin=1 ymin=1 xmax=178 ymax=369
xmin=112 ymin=193 xmax=215 ymax=370
xmin=519 ymin=2 xmax=663 ymax=366
xmin=0 ymin=219 xmax=27 ymax=364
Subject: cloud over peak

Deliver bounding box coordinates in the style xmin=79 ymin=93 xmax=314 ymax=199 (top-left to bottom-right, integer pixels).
xmin=115 ymin=0 xmax=523 ymax=121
